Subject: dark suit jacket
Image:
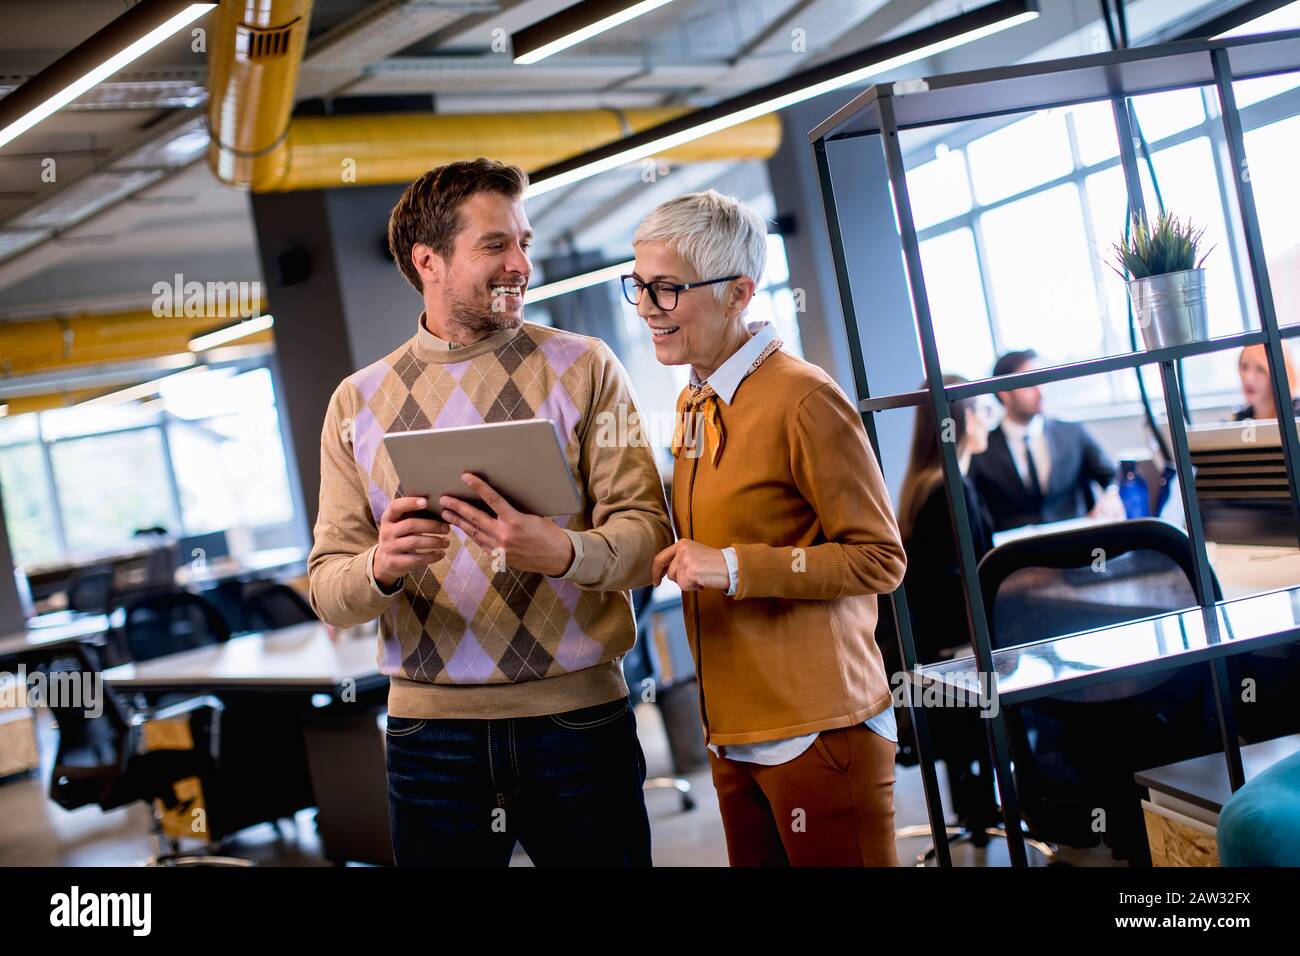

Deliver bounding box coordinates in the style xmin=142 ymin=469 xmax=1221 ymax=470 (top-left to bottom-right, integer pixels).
xmin=970 ymin=418 xmax=1116 ymax=532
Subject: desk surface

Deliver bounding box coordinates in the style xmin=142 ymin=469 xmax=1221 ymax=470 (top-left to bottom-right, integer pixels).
xmin=916 ymin=584 xmax=1300 ymax=705
xmin=173 ymin=546 xmax=309 ymax=589
xmin=102 ymin=622 xmax=382 ymax=695
xmin=0 ymin=612 xmax=110 ymax=661
xmin=1137 ymin=734 xmax=1300 ymax=814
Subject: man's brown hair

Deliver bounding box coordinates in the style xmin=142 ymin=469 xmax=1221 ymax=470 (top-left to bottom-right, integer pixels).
xmin=387 ymin=158 xmax=529 ymax=292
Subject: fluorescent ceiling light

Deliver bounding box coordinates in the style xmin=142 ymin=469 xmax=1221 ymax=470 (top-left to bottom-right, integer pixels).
xmin=514 ymin=0 xmax=676 ymax=65
xmin=1214 ymin=1 xmax=1300 ymax=37
xmin=525 ymin=260 xmax=635 ymax=304
xmin=525 ymin=0 xmax=1038 ymax=198
xmin=80 ymin=363 xmax=203 ymax=408
xmin=188 ymin=314 xmax=275 ymax=352
xmin=0 ymin=1 xmax=216 ymax=151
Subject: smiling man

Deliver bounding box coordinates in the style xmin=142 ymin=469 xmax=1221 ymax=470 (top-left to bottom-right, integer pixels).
xmin=307 ymin=158 xmax=672 ymax=866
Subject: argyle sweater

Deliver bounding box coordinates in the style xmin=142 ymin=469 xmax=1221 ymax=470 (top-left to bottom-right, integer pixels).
xmin=308 ymin=319 xmax=673 ymax=719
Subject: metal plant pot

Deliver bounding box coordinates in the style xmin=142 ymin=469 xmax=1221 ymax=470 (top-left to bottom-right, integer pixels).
xmin=1127 ymin=267 xmax=1209 ymax=350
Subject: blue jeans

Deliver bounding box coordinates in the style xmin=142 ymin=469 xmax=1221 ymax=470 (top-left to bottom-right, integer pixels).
xmin=385 ymin=694 xmax=651 ymax=866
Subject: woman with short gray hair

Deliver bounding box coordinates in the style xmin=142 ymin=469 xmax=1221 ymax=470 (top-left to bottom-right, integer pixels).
xmin=634 ymin=189 xmax=908 ymax=866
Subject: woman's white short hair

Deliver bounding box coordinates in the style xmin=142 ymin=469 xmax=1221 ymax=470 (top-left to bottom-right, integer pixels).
xmin=633 ymin=189 xmax=767 ymax=303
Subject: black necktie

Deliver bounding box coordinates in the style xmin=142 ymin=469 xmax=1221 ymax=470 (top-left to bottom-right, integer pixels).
xmin=1023 ymin=433 xmax=1043 ymax=499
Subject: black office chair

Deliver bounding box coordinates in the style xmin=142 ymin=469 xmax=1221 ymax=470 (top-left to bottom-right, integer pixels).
xmin=43 ymin=647 xmax=241 ymax=864
xmin=241 ymin=581 xmax=317 ymax=632
xmin=123 ymin=591 xmax=231 ymax=664
xmin=66 ymin=566 xmax=115 ymax=615
xmin=978 ymin=518 xmax=1224 ymax=864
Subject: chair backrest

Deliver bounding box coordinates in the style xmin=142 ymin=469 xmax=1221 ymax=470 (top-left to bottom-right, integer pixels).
xmin=241 ymin=581 xmax=317 ymax=632
xmin=979 ymin=518 xmax=1218 ymax=649
xmin=67 ymin=566 xmax=115 ymax=614
xmin=124 ymin=591 xmax=231 ymax=663
xmin=45 ymin=647 xmax=134 ymax=811
xmin=978 ymin=519 xmax=1222 ymax=859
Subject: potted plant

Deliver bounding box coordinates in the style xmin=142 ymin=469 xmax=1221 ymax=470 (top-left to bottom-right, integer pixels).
xmin=1111 ymin=210 xmax=1214 ymax=350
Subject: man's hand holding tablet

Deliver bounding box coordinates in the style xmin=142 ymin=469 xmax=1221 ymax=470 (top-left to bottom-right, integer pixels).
xmin=440 ymin=472 xmax=574 ymax=577
xmin=373 ymin=497 xmax=452 ymax=589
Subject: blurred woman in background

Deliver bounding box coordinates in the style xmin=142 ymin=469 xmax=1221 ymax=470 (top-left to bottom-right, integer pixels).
xmin=897 ymin=376 xmax=999 ymax=837
xmin=1234 ymin=342 xmax=1300 ymax=421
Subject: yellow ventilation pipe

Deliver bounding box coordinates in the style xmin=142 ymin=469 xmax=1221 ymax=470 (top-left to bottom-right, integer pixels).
xmin=205 ymin=2 xmax=781 ymax=191
xmin=0 ymin=308 xmax=272 ymax=380
xmin=207 ymin=0 xmax=313 ymax=187
xmin=262 ymin=108 xmax=781 ymax=192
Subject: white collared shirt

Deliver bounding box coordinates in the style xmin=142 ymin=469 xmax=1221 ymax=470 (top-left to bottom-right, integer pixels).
xmin=1000 ymin=413 xmax=1051 ymax=494
xmin=687 ymin=319 xmax=778 ymax=403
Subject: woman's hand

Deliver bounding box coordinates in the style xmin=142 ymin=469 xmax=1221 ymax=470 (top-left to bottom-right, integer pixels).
xmin=652 ymin=539 xmax=730 ymax=591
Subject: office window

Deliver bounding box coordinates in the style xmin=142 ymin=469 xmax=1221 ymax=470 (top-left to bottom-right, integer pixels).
xmin=981 ymin=185 xmax=1103 ymax=357
xmin=905 ymin=78 xmax=1300 ymax=417
xmin=966 ymin=110 xmax=1073 ymax=205
xmin=907 ymin=147 xmax=973 ymax=231
xmin=1129 ymin=87 xmax=1206 ymax=143
xmin=1067 ymin=100 xmax=1121 ymax=167
xmin=0 ymin=362 xmax=301 ymax=568
xmin=0 ymin=440 xmax=60 ymax=567
xmin=170 ymin=411 xmax=294 ymax=533
xmin=1243 ymin=112 xmax=1300 ymax=327
xmin=917 ymin=227 xmax=994 ymax=379
xmin=40 ymin=401 xmax=160 ymax=440
xmin=49 ymin=429 xmax=176 ymax=553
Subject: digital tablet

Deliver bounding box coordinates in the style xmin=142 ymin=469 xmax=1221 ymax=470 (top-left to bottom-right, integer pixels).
xmin=382 ymin=418 xmax=583 ymax=518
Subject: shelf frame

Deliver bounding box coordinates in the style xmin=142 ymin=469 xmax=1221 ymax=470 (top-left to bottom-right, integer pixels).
xmin=810 ymin=26 xmax=1300 ymax=867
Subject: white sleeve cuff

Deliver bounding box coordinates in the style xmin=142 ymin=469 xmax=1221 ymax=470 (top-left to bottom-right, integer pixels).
xmin=366 ymin=544 xmax=404 ymax=596
xmin=557 ymin=528 xmax=585 ymax=580
xmin=722 ymin=546 xmax=739 ymax=597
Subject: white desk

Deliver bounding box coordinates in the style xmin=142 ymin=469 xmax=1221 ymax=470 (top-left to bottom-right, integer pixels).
xmin=102 ymin=622 xmax=382 ymax=696
xmin=1206 ymin=542 xmax=1300 ymax=598
xmin=173 ymin=546 xmax=309 ymax=589
xmin=0 ymin=613 xmax=110 ymax=663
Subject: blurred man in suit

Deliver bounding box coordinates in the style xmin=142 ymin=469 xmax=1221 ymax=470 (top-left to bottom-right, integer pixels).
xmin=971 ymin=349 xmax=1120 ymax=532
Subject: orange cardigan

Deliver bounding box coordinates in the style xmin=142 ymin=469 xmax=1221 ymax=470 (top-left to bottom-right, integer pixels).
xmin=671 ymin=351 xmax=907 ymax=745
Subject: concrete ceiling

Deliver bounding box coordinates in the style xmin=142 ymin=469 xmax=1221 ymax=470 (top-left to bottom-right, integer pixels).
xmin=0 ymin=0 xmax=1252 ymax=323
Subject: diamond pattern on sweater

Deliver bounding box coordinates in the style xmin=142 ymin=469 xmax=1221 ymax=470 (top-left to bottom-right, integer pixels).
xmin=341 ymin=324 xmax=630 ymax=689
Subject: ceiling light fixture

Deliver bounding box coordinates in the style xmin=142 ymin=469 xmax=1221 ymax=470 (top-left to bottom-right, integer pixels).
xmin=0 ymin=0 xmax=217 ymax=151
xmin=525 ymin=0 xmax=1039 ymax=198
xmin=187 ymin=314 xmax=275 ymax=351
xmin=513 ymin=0 xmax=677 ymax=65
xmin=525 ymin=260 xmax=635 ymax=304
xmin=79 ymin=363 xmax=203 ymax=408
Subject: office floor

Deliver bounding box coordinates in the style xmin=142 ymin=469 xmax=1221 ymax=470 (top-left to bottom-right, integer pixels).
xmin=0 ymin=704 xmax=1118 ymax=867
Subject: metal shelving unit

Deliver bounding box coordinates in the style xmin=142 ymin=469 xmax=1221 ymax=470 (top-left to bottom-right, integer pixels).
xmin=809 ymin=28 xmax=1300 ymax=867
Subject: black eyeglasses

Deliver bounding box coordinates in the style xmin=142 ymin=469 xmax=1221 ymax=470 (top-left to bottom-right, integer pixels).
xmin=620 ymin=273 xmax=741 ymax=312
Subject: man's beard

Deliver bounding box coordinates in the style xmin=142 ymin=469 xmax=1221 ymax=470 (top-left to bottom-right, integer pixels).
xmin=445 ymin=286 xmax=522 ymax=338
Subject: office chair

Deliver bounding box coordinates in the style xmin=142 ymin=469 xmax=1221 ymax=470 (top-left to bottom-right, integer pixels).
xmin=241 ymin=580 xmax=317 ymax=632
xmin=65 ymin=566 xmax=115 ymax=615
xmin=111 ymin=541 xmax=178 ymax=600
xmin=623 ymin=586 xmax=695 ymax=812
xmin=978 ymin=518 xmax=1224 ymax=864
xmin=44 ymin=646 xmax=244 ymax=864
xmin=123 ymin=591 xmax=231 ymax=664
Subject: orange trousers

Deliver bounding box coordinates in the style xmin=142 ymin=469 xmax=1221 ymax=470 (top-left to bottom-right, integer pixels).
xmin=707 ymin=723 xmax=898 ymax=867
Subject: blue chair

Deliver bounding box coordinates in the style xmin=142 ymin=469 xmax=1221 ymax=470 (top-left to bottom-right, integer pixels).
xmin=1217 ymin=750 xmax=1300 ymax=866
